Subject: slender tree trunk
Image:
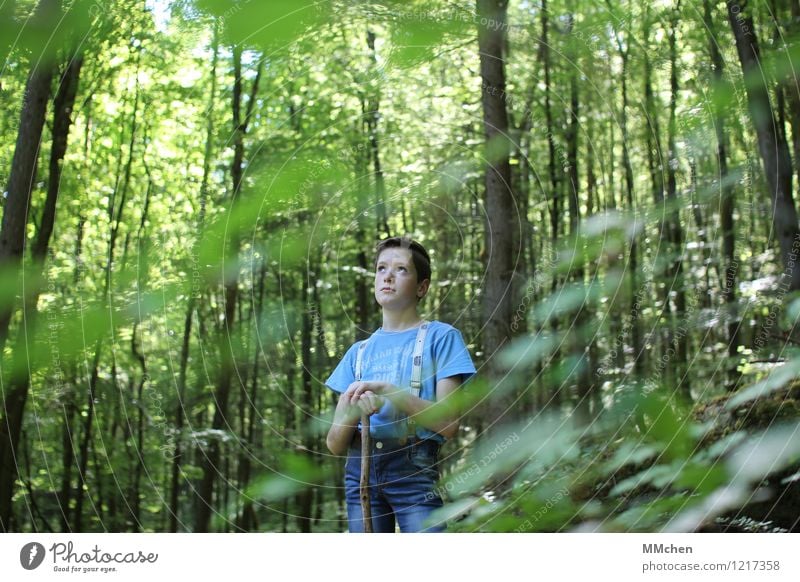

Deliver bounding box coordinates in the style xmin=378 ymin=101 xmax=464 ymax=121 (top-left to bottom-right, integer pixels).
xmin=125 ymin=179 xmax=152 ymax=532
xmin=729 ymin=1 xmax=800 ymax=291
xmin=666 ymin=5 xmax=689 ymax=398
xmin=643 ymin=53 xmax=665 ymax=208
xmin=542 ymin=0 xmax=562 ymax=344
xmin=517 ymin=114 xmax=534 ymax=338
xmin=59 ymin=104 xmax=90 ymax=533
xmin=641 ymin=9 xmax=668 ymax=337
xmin=604 ymin=108 xmax=625 ymax=374
xmin=236 ymin=257 xmax=265 ymax=531
xmin=585 ymin=117 xmax=600 ymax=414
xmin=478 ymin=0 xmax=517 ymax=427
xmin=620 ymin=45 xmax=644 ymax=384
xmin=703 ymin=0 xmax=740 ymax=385
xmin=59 ymin=369 xmax=77 ymax=532
xmin=129 ymin=322 xmax=146 ymax=530
xmin=564 ymin=11 xmax=591 ymax=422
xmin=354 ymin=125 xmax=371 ymax=341
xmin=97 ymin=54 xmax=143 ymax=529
xmin=33 ymin=55 xmax=83 ymax=260
xmin=541 ymin=0 xmax=558 ymax=253
xmin=296 ymin=257 xmax=315 ymax=532
xmin=312 ymin=251 xmax=331 ymax=527
xmin=170 ymin=23 xmax=219 ymax=532
xmin=195 ymin=46 xmax=262 ymax=532
xmin=642 ymin=22 xmax=674 ymax=372
xmin=607 ymin=110 xmax=617 ymax=211
xmin=606 ymin=5 xmax=644 ymax=381
xmin=786 ymin=1 xmax=800 ymax=207
xmin=688 ymin=156 xmax=713 ymax=310
xmin=566 ymin=25 xmax=579 ymax=241
xmin=366 ymin=30 xmax=390 ymax=238
xmin=73 ymin=339 xmax=101 ymax=531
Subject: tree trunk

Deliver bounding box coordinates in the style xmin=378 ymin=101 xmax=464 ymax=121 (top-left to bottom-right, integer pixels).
xmin=786 ymin=1 xmax=800 ymax=215
xmin=195 ymin=46 xmax=262 ymax=532
xmin=564 ymin=11 xmax=591 ymax=422
xmin=666 ymin=5 xmax=689 ymax=399
xmin=477 ymin=0 xmax=516 ymax=427
xmin=0 ymin=0 xmax=60 ymax=353
xmin=643 ymin=43 xmax=665 ymax=208
xmin=585 ymin=117 xmax=600 ymax=414
xmin=354 ymin=120 xmax=372 ymax=341
xmin=611 ymin=13 xmax=644 ymax=380
xmin=642 ymin=15 xmax=677 ymax=377
xmin=125 ymin=179 xmax=152 ymax=532
xmin=59 ymin=103 xmax=89 ymax=533
xmin=702 ymin=0 xmax=740 ymax=386
xmin=73 ymin=340 xmax=101 ymax=531
xmin=728 ymin=1 xmax=800 ymax=291
xmin=542 ymin=0 xmax=559 ymax=259
xmin=170 ymin=23 xmax=219 ymax=532
xmin=0 ymin=10 xmax=75 ymax=528
xmin=366 ymin=30 xmax=390 ymax=238
xmin=296 ymin=259 xmax=315 ymax=532
xmin=33 ymin=55 xmax=82 ymax=260
xmin=59 ymin=368 xmax=77 ymax=532
xmin=641 ymin=8 xmax=670 ymax=336
xmin=542 ymin=1 xmax=562 ymax=349
xmin=236 ymin=257 xmax=265 ymax=531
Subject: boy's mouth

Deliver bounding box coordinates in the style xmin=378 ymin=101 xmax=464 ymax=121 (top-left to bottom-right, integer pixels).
xmin=380 ymin=287 xmax=394 ymax=292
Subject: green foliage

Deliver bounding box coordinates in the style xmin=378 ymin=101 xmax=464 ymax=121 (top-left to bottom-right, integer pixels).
xmin=438 ymin=378 xmax=800 ymax=532
xmin=195 ymin=0 xmax=332 ymax=52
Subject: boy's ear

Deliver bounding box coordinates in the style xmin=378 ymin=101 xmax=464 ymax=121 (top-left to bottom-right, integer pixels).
xmin=417 ymin=278 xmax=430 ymax=299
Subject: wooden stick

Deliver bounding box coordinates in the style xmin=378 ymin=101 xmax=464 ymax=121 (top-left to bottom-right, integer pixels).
xmin=359 ymin=414 xmax=373 ymax=533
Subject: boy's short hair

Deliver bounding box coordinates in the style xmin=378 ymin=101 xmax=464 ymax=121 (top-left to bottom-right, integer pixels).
xmin=374 ymin=236 xmax=431 ymax=283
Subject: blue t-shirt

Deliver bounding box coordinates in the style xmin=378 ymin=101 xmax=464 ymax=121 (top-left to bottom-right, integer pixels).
xmin=325 ymin=321 xmax=477 ymax=442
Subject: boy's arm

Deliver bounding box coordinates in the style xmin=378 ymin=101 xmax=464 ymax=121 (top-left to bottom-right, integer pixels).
xmin=349 ymin=377 xmax=463 ymax=440
xmin=326 ymin=389 xmax=358 ymax=456
xmin=326 ymin=387 xmax=379 ymax=455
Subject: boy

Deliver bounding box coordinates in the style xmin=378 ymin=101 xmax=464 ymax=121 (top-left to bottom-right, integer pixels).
xmin=325 ymin=236 xmax=476 ymax=533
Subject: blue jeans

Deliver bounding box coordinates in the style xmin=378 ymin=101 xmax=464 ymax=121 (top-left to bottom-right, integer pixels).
xmin=344 ymin=438 xmax=445 ymax=533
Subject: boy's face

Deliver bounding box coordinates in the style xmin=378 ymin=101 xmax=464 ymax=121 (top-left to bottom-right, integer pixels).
xmin=374 ymin=247 xmax=430 ymax=310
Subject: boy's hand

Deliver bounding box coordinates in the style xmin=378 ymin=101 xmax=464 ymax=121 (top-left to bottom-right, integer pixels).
xmin=355 ymin=390 xmax=385 ymax=416
xmin=349 ymin=381 xmax=408 ymax=414
xmin=348 ymin=381 xmax=398 ymax=401
xmin=340 ymin=384 xmax=386 ymax=417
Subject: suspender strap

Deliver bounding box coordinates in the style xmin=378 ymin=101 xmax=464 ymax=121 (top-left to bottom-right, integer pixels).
xmin=409 ymin=322 xmax=429 ymax=398
xmin=407 ymin=321 xmax=429 ymax=438
xmin=355 ymin=339 xmax=368 ymax=381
